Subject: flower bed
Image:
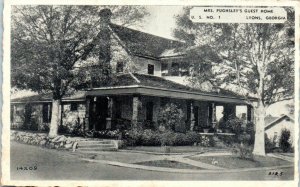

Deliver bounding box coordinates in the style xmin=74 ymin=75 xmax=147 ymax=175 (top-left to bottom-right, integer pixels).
xmin=123 ymin=129 xmax=215 ymax=147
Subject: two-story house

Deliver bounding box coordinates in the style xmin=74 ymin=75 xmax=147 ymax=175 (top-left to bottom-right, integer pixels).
xmin=11 ymin=9 xmax=256 ymax=133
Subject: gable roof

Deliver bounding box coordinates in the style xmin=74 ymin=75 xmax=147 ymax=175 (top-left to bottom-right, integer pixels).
xmin=265 ymin=114 xmax=294 ymax=130
xmin=109 ymin=24 xmax=184 ymax=59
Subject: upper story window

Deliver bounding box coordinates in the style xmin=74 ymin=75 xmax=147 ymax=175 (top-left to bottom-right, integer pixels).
xmin=70 ymin=103 xmax=78 ymax=111
xmin=161 ymin=62 xmax=168 ymax=76
xmin=170 ymin=62 xmax=180 ymax=76
xmin=148 ymin=64 xmax=154 ymax=75
xmin=116 ymin=62 xmax=124 ymax=73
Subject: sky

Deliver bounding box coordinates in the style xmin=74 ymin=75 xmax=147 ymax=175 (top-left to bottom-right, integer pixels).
xmin=137 ymin=6 xmax=184 ymax=39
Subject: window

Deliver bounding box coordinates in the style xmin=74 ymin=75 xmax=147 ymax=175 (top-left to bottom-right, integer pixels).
xmin=148 ymin=64 xmax=154 ymax=75
xmin=161 ymin=62 xmax=168 ymax=76
xmin=170 ymin=62 xmax=180 ymax=76
xmin=70 ymin=103 xmax=78 ymax=111
xmin=42 ymin=104 xmax=51 ymax=123
xmin=116 ymin=61 xmax=124 ymax=73
xmin=146 ymin=102 xmax=154 ymax=121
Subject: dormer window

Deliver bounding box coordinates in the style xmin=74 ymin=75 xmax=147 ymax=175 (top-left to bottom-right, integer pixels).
xmin=148 ymin=64 xmax=154 ymax=75
xmin=116 ymin=62 xmax=124 ymax=73
xmin=170 ymin=62 xmax=179 ymax=76
xmin=161 ymin=62 xmax=168 ymax=76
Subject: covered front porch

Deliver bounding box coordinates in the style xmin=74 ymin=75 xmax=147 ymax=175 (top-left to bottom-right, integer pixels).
xmin=84 ymin=85 xmax=255 ymax=134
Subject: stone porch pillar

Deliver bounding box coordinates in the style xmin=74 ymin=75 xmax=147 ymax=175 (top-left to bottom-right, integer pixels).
xmin=84 ymin=97 xmax=91 ymax=132
xmin=211 ymin=102 xmax=217 ymax=128
xmin=190 ymin=101 xmax=195 ymax=131
xmin=132 ymin=96 xmax=141 ymax=128
xmin=106 ymin=97 xmax=114 ymax=129
xmin=247 ymin=105 xmax=254 ymax=122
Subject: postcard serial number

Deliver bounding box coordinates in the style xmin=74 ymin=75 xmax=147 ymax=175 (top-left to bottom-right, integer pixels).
xmin=16 ymin=166 xmax=37 ymax=171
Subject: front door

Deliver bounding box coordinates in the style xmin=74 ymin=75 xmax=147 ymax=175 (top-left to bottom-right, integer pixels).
xmin=90 ymin=97 xmax=108 ymax=131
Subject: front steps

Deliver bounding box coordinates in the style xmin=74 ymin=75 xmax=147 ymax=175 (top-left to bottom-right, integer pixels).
xmin=76 ymin=140 xmax=117 ymax=152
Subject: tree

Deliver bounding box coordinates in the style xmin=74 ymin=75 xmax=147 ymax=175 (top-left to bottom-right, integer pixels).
xmin=11 ymin=5 xmax=149 ymax=137
xmin=173 ymin=7 xmax=294 ymax=155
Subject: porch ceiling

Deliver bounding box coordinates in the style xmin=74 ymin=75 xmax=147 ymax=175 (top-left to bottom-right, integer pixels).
xmin=86 ymin=85 xmax=253 ymax=104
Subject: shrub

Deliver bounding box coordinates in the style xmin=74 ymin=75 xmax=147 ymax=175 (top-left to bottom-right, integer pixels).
xmin=140 ymin=129 xmax=160 ymax=146
xmin=279 ymin=128 xmax=292 ymax=153
xmin=160 ymin=130 xmax=176 ymax=146
xmin=265 ymin=133 xmax=276 ymax=153
xmin=157 ymin=103 xmax=185 ymax=132
xmin=199 ymin=135 xmax=215 ymax=147
xmin=58 ymin=117 xmax=84 ymax=136
xmin=225 ymin=117 xmax=244 ymax=134
xmin=124 ymin=128 xmax=142 ymax=146
xmin=217 ymin=134 xmax=236 ymax=146
xmin=232 ymin=144 xmax=253 ymax=160
xmin=245 ymin=121 xmax=255 ymax=145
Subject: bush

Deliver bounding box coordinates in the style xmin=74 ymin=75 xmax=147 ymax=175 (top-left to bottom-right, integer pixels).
xmin=217 ymin=134 xmax=237 ymax=146
xmin=232 ymin=144 xmax=253 ymax=160
xmin=225 ymin=117 xmax=244 ymax=134
xmin=265 ymin=133 xmax=276 ymax=153
xmin=157 ymin=103 xmax=185 ymax=132
xmin=245 ymin=121 xmax=255 ymax=145
xmin=58 ymin=117 xmax=84 ymax=136
xmin=123 ymin=128 xmax=205 ymax=146
xmin=140 ymin=129 xmax=160 ymax=146
xmin=199 ymin=135 xmax=215 ymax=147
xmin=279 ymin=128 xmax=292 ymax=153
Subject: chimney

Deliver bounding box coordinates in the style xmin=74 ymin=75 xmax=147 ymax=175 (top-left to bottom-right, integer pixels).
xmin=99 ymin=8 xmax=112 ymax=25
xmin=98 ymin=9 xmax=112 ymax=64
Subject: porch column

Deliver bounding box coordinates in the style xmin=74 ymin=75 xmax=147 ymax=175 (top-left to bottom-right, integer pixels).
xmin=84 ymin=97 xmax=91 ymax=132
xmin=247 ymin=105 xmax=254 ymax=122
xmin=190 ymin=101 xmax=195 ymax=131
xmin=211 ymin=103 xmax=217 ymax=128
xmin=132 ymin=96 xmax=141 ymax=128
xmin=106 ymin=97 xmax=113 ymax=129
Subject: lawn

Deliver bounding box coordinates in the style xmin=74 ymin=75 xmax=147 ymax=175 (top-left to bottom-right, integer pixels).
xmin=124 ymin=146 xmax=227 ymax=153
xmin=134 ymin=160 xmax=204 ymax=170
xmin=188 ymin=155 xmax=292 ymax=169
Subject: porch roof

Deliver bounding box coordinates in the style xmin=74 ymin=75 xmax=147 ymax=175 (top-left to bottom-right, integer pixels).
xmin=11 ymin=91 xmax=86 ymax=103
xmin=11 ymin=73 xmax=256 ymax=105
xmin=88 ymin=73 xmax=256 ymax=104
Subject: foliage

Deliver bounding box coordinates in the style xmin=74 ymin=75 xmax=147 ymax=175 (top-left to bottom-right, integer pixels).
xmin=157 ymin=103 xmax=185 ymax=131
xmin=224 ymin=117 xmax=244 ymax=134
xmin=245 ymin=121 xmax=255 ymax=145
xmin=123 ymin=128 xmax=205 ymax=147
xmin=231 ymin=144 xmax=253 ymax=160
xmin=279 ymin=128 xmax=292 ymax=153
xmin=265 ymin=133 xmax=276 ymax=153
xmin=199 ymin=136 xmax=213 ymax=147
xmin=174 ymin=7 xmax=295 ymax=155
xmin=58 ymin=118 xmax=84 ymax=136
xmin=11 ymin=5 xmax=150 ymax=136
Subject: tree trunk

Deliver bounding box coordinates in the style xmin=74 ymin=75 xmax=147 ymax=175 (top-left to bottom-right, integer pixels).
xmin=252 ymin=100 xmax=266 ymax=156
xmin=48 ymin=99 xmax=61 ymax=138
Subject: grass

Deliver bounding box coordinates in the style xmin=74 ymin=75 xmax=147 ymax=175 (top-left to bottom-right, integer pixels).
xmin=124 ymin=146 xmax=227 ymax=153
xmin=188 ymin=155 xmax=292 ymax=169
xmin=134 ymin=160 xmax=204 ymax=170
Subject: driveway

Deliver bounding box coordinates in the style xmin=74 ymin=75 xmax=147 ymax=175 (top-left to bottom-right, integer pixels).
xmin=10 ymin=141 xmax=294 ymax=180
